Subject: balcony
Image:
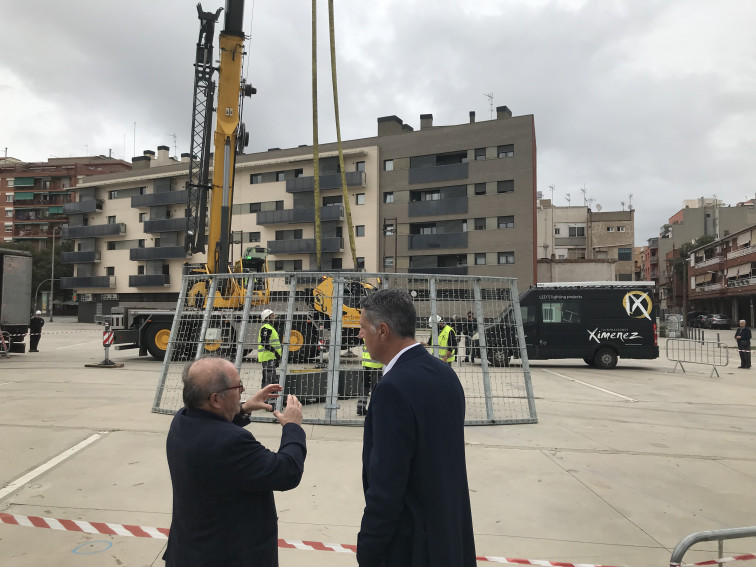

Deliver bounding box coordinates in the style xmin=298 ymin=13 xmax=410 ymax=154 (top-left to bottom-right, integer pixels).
xmin=285 ymin=171 xmax=365 ymax=193
xmin=129 ymin=274 xmax=171 ymax=287
xmin=143 ymin=217 xmax=186 ymax=233
xmin=62 ymin=251 xmax=101 ymax=264
xmin=554 ymin=236 xmax=587 ymax=247
xmin=267 ymin=237 xmax=343 ymax=255
xmin=649 ymin=255 xmax=659 ymax=264
xmin=257 ymin=205 xmax=343 ymax=225
xmin=408 ymin=266 xmax=468 ymax=276
xmin=130 ymin=246 xmax=186 ymax=260
xmin=60 ymin=276 xmax=116 ymax=289
xmin=63 ymin=223 xmax=126 ymax=239
xmin=131 ymin=189 xmax=189 ymax=208
xmin=408 ymin=197 xmax=468 ymax=218
xmin=13 ymin=227 xmax=59 ymax=238
xmin=408 ymin=162 xmax=468 ymax=185
xmin=726 ymin=247 xmax=755 ymax=261
xmin=63 ymin=200 xmax=103 ymax=214
xmin=695 ymin=282 xmax=724 ymax=292
xmin=694 ymin=255 xmax=724 ymax=269
xmin=408 ymin=232 xmax=468 ymax=250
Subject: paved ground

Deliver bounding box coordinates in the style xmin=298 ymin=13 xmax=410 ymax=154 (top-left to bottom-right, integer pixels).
xmin=0 ymin=317 xmax=754 ymax=567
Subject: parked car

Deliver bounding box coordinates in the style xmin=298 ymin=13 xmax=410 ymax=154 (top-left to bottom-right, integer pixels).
xmin=693 ymin=313 xmax=710 ymax=328
xmin=703 ymin=314 xmax=731 ymax=329
xmin=687 ymin=311 xmax=707 ymax=327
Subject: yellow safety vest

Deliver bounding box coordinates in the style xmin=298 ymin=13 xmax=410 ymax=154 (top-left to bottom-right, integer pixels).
xmin=438 ymin=325 xmax=456 ymax=362
xmin=258 ymin=323 xmax=281 ymax=362
xmin=362 ymin=341 xmax=383 ymax=369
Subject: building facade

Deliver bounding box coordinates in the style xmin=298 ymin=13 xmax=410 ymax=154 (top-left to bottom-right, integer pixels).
xmin=61 ymin=108 xmax=537 ymax=316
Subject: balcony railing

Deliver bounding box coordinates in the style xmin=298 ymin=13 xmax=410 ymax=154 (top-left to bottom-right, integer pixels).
xmin=60 ymin=276 xmax=116 ymax=289
xmin=131 ymin=189 xmax=189 ymax=208
xmin=695 ymin=282 xmax=724 ymax=292
xmin=63 ymin=200 xmax=103 ymax=214
xmin=285 ymin=171 xmax=365 ymax=193
xmin=694 ymin=255 xmax=724 ymax=269
xmin=63 ymin=223 xmax=126 ymax=239
xmin=408 ymin=232 xmax=468 ymax=250
xmin=129 ymin=246 xmax=186 ymax=261
xmin=728 ymin=277 xmax=756 ymax=288
xmin=554 ymin=236 xmax=587 ymax=247
xmin=408 ymin=197 xmax=468 ymax=218
xmin=408 ymin=162 xmax=468 ymax=184
xmin=129 ymin=274 xmax=171 ymax=287
xmin=143 ymin=217 xmax=186 ymax=233
xmin=267 ymin=237 xmax=343 ymax=255
xmin=257 ymin=205 xmax=343 ymax=225
xmin=408 ymin=266 xmax=468 ymax=275
xmin=726 ymin=247 xmax=755 ymax=261
xmin=61 ymin=251 xmax=101 ymax=264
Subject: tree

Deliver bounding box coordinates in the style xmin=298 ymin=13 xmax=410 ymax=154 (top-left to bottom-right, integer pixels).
xmin=1 ymin=240 xmax=74 ymax=307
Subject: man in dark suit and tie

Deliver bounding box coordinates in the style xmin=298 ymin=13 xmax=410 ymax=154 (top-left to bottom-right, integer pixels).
xmin=163 ymin=356 xmax=306 ymax=567
xmin=357 ymin=288 xmax=476 ymax=567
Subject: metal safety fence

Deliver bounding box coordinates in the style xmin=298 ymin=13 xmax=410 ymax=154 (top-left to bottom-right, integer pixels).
xmin=151 ymin=271 xmax=537 ymax=425
xmin=670 ymin=525 xmax=756 ymax=567
xmin=666 ymin=338 xmax=730 ymax=378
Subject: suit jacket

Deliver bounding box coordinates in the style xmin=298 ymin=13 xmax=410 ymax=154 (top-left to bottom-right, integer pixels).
xmin=357 ymin=344 xmax=476 ymax=567
xmin=164 ymin=408 xmax=306 ymax=567
xmin=735 ymin=326 xmax=752 ymax=342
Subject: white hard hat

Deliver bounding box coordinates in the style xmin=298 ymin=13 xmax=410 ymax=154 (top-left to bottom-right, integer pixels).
xmin=35 ymin=310 xmax=42 ymax=315
xmin=260 ymin=309 xmax=274 ymax=321
xmin=428 ymin=315 xmax=443 ymax=327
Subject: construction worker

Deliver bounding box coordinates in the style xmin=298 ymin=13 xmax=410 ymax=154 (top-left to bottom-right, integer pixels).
xmin=358 ymin=339 xmax=383 ymax=416
xmin=258 ymin=309 xmax=282 ymax=390
xmin=425 ymin=315 xmax=457 ymax=365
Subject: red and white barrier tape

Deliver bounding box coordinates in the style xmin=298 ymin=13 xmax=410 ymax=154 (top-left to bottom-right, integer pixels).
xmin=0 ymin=512 xmax=627 ymax=566
xmin=671 ymin=553 xmax=756 ymax=567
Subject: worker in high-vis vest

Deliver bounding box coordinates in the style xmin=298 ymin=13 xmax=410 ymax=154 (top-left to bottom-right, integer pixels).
xmin=258 ymin=309 xmax=282 ymax=390
xmin=426 ymin=315 xmax=457 ymax=365
xmin=359 ymin=339 xmax=384 ymax=416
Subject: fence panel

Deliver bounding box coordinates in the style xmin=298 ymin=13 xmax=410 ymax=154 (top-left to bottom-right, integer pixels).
xmin=152 ymin=272 xmax=537 ymax=426
xmin=666 ymin=338 xmax=730 ymax=378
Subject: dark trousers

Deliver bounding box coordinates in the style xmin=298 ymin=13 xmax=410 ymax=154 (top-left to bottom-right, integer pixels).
xmin=738 ymin=340 xmax=751 ymax=368
xmin=261 ymin=359 xmax=278 ymax=388
xmin=30 ymin=333 xmax=41 ymax=351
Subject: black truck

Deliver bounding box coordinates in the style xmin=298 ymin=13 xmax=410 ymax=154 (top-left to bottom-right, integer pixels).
xmin=480 ymin=282 xmax=659 ymax=369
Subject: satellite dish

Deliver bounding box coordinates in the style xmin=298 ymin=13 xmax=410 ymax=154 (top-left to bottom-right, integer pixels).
xmin=595 ymin=203 xmax=602 ymax=211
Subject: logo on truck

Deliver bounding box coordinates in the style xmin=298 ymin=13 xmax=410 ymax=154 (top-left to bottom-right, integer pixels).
xmin=623 ymin=291 xmax=652 ymax=320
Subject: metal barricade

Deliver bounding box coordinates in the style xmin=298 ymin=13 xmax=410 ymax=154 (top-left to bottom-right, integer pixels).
xmin=670 ymin=525 xmax=756 ymax=567
xmin=151 ymin=271 xmax=538 ymax=426
xmin=666 ymin=338 xmax=729 ymax=378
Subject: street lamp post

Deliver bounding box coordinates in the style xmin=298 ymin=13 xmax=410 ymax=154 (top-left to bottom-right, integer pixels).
xmin=34 ymin=278 xmax=59 ymax=314
xmin=50 ymin=227 xmax=59 ymax=322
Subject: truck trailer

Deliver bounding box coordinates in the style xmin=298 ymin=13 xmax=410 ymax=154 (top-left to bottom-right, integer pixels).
xmin=0 ymin=248 xmax=33 ymax=353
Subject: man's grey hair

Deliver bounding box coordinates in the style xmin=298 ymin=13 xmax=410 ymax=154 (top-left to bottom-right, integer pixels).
xmin=182 ymin=356 xmax=233 ymax=408
xmin=361 ymin=288 xmax=416 ymax=339
xmin=740 ymin=319 xmax=746 ymax=324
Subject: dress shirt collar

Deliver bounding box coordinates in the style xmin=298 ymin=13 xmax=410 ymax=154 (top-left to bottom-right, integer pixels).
xmin=383 ymin=342 xmax=421 ymax=375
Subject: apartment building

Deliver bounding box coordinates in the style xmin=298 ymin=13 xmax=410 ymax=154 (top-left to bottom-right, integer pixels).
xmin=536 ymin=200 xmax=635 ymax=281
xmin=62 ymin=108 xmax=537 ymax=317
xmin=0 ymin=156 xmax=131 ymax=250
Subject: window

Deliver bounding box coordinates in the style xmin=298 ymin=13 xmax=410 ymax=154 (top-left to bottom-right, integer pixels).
xmin=383 ymin=223 xmax=395 ymax=236
xmin=274 ymin=261 xmax=284 ymax=271
xmin=383 ymin=192 xmax=394 ymax=203
xmin=138 ymin=239 xmax=145 ymax=248
xmin=137 ymin=265 xmax=145 ymax=275
xmin=5 ymin=195 xmax=12 ymax=203
xmin=107 ymin=216 xmax=116 ymax=224
xmin=356 ymin=225 xmax=365 ymax=237
xmin=139 ymin=212 xmax=147 ymax=222
xmin=475 ymin=253 xmax=486 ymax=265
xmin=294 ymin=168 xmax=303 ymax=178
xmin=497 ymin=215 xmax=514 ymax=228
xmin=617 ymin=226 xmax=626 ymax=232
xmin=250 ymin=174 xmax=263 ymax=184
xmin=474 ymin=218 xmax=486 ymax=230
xmin=356 ymin=193 xmax=366 ymax=205
xmin=474 ymin=183 xmax=486 ymax=195
xmin=165 ymin=209 xmax=172 ymax=219
xmin=554 ymin=227 xmax=560 ymax=235
xmin=618 ymin=247 xmax=632 ymax=261
xmin=4 ymin=208 xmax=11 ymax=218
xmin=497 ymin=144 xmax=514 ymax=158
xmin=355 ymin=161 xmax=365 ymax=172
xmin=606 ymin=226 xmax=615 ymax=232
xmin=418 ymin=224 xmax=436 ymax=235
xmin=106 ymin=266 xmax=115 ymax=276
xmin=108 ymin=190 xmax=118 ymax=199
xmin=276 ymin=171 xmax=285 ymax=182
xmin=568 ymin=226 xmax=585 ymax=237
xmin=497 ymin=180 xmax=514 ymax=193
xmin=542 ymin=301 xmax=580 ymax=324
xmin=245 ymin=231 xmax=261 ymax=243
xmin=474 ymin=148 xmax=486 ymax=161
xmin=356 ymin=257 xmax=365 ymax=269
xmin=383 ymin=159 xmax=394 ymax=172
xmin=332 ymin=257 xmax=343 ymax=270
xmin=4 ymin=226 xmax=11 ymax=233
xmin=249 ymin=202 xmax=262 ymax=213
xmin=323 ymin=195 xmax=343 ymax=207
xmin=154 ymin=238 xmax=161 ymax=247
xmin=384 ymin=256 xmax=394 ymax=268
xmin=498 ymin=251 xmax=515 ymax=264
xmin=423 ymin=190 xmax=440 ymax=201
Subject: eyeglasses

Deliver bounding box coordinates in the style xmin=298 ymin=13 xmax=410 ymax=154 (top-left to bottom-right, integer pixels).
xmin=209 ymin=383 xmax=245 ymax=399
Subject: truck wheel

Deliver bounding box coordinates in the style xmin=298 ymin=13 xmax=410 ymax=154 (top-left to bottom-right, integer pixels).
xmin=146 ymin=323 xmax=172 ymax=361
xmin=594 ymin=348 xmax=617 ymax=369
xmin=289 ymin=320 xmax=318 ymax=363
xmin=487 ymin=348 xmax=510 ymax=367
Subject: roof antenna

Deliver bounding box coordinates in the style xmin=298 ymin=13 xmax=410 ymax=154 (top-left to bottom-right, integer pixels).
xmin=483 ymin=92 xmax=493 ymax=119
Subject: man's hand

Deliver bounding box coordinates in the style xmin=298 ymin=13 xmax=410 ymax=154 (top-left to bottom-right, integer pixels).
xmin=243 ymin=383 xmax=282 ymax=413
xmin=274 ymin=394 xmax=303 ymax=427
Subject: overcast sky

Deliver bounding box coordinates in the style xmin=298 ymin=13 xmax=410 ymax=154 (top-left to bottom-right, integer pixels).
xmin=1 ymin=0 xmax=755 ymax=246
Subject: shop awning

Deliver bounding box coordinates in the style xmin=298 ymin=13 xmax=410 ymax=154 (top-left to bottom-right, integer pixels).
xmin=13 ymin=177 xmax=34 ymax=187
xmin=737 ymin=232 xmax=751 ymax=246
xmin=48 ymin=206 xmax=63 ymax=213
xmin=15 ymin=192 xmax=33 ymax=200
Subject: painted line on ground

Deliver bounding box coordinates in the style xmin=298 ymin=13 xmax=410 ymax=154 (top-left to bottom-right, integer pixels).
xmin=0 ymin=433 xmax=103 ymax=500
xmin=541 ymin=369 xmax=637 ymax=402
xmin=0 ymin=512 xmax=624 ymax=567
xmin=57 ymin=340 xmax=104 ymax=350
